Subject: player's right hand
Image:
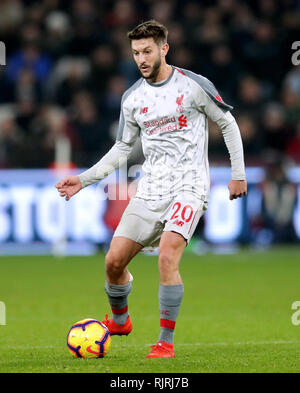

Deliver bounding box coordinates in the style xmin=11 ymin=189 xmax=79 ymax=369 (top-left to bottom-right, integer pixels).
xmin=55 ymin=175 xmax=82 ymax=201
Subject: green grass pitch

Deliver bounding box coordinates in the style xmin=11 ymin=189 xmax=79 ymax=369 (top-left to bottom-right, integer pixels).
xmin=0 ymin=246 xmax=300 ymax=373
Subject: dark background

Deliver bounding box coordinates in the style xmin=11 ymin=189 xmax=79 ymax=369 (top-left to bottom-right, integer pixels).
xmin=0 ymin=0 xmax=299 ymax=168
xmin=0 ymin=0 xmax=299 ymax=247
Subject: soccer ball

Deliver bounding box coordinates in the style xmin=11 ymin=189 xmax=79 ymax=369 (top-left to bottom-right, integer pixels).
xmin=67 ymin=318 xmax=111 ymax=358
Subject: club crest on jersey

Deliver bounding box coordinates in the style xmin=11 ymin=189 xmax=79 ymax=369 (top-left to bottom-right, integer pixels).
xmin=176 ymin=94 xmax=184 ymax=112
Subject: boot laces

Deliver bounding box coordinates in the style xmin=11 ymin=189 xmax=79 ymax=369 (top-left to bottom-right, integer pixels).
xmin=149 ymin=342 xmax=170 ymax=353
xmin=102 ymin=314 xmax=111 ymax=326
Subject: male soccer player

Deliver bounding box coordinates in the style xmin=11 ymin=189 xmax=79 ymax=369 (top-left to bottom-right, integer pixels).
xmin=56 ymin=20 xmax=247 ymax=358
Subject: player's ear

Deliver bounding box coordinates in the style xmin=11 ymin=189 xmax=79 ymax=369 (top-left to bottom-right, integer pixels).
xmin=161 ymin=42 xmax=169 ymax=58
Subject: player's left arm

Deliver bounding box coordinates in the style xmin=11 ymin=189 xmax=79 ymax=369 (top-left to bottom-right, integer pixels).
xmin=196 ymin=80 xmax=247 ymax=200
xmin=215 ymin=113 xmax=247 ymax=200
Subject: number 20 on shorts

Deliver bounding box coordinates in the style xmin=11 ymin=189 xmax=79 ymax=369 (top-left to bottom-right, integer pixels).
xmin=170 ymin=202 xmax=194 ymax=223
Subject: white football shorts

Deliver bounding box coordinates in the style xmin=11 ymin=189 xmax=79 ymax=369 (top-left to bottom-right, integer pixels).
xmin=113 ymin=194 xmax=208 ymax=249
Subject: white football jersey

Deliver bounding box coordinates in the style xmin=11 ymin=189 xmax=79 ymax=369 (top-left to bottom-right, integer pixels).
xmin=117 ymin=66 xmax=236 ymax=201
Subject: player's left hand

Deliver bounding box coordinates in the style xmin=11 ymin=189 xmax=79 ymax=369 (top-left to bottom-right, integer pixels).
xmin=228 ymin=179 xmax=247 ymax=200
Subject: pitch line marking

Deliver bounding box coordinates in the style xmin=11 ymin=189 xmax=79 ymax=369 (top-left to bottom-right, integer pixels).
xmin=4 ymin=340 xmax=300 ymax=350
xmin=146 ymin=340 xmax=300 ymax=347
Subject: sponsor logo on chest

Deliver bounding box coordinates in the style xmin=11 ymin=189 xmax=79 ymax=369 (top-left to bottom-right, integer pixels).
xmin=143 ymin=114 xmax=188 ymax=136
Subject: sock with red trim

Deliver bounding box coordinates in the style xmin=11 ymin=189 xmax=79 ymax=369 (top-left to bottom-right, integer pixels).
xmin=105 ymin=280 xmax=132 ymax=325
xmin=158 ymin=284 xmax=184 ymax=344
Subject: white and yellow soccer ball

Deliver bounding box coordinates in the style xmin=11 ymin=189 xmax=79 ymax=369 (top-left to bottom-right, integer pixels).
xmin=67 ymin=318 xmax=111 ymax=358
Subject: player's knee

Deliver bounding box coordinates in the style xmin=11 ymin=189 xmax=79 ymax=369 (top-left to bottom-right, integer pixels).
xmin=105 ymin=252 xmax=124 ymax=277
xmin=158 ymin=250 xmax=177 ymax=274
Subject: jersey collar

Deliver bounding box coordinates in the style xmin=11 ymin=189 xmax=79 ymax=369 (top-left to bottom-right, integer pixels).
xmin=145 ymin=66 xmax=175 ymax=87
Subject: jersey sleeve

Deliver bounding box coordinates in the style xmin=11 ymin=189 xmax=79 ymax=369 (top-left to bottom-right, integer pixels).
xmin=191 ymin=74 xmax=233 ymax=123
xmin=185 ymin=72 xmax=246 ymax=180
xmin=116 ymin=91 xmax=140 ymax=144
xmin=78 ymin=140 xmax=134 ymax=188
xmin=216 ymin=115 xmax=246 ymax=181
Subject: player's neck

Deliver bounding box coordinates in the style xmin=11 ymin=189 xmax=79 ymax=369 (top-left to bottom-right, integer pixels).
xmin=149 ymin=64 xmax=173 ymax=84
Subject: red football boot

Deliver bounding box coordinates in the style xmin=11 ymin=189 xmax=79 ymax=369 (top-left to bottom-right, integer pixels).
xmin=146 ymin=341 xmax=176 ymax=358
xmin=101 ymin=314 xmax=132 ymax=336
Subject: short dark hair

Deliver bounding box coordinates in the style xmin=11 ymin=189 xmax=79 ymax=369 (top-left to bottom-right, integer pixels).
xmin=127 ymin=20 xmax=168 ymax=46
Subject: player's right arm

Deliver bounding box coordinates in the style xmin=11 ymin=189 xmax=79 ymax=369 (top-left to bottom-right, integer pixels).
xmin=56 ymin=89 xmax=140 ymax=201
xmin=55 ymin=141 xmax=134 ymax=200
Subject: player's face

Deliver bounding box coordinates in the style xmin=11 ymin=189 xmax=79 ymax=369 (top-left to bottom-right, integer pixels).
xmin=131 ymin=38 xmax=166 ymax=81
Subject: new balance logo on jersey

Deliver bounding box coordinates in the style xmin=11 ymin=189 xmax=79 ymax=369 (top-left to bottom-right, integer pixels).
xmin=140 ymin=107 xmax=148 ymax=114
xmin=176 ymin=94 xmax=184 ymax=112
xmin=173 ymin=219 xmax=184 ymax=227
xmin=178 ymin=114 xmax=187 ymax=129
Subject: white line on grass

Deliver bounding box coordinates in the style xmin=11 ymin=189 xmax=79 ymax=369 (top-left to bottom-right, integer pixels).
xmin=145 ymin=340 xmax=300 ymax=347
xmin=4 ymin=340 xmax=300 ymax=350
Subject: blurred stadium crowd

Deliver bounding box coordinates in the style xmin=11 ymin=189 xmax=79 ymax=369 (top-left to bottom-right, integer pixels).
xmin=0 ymin=0 xmax=300 ymax=170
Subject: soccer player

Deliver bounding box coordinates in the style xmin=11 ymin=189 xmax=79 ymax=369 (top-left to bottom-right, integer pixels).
xmin=56 ymin=20 xmax=247 ymax=359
